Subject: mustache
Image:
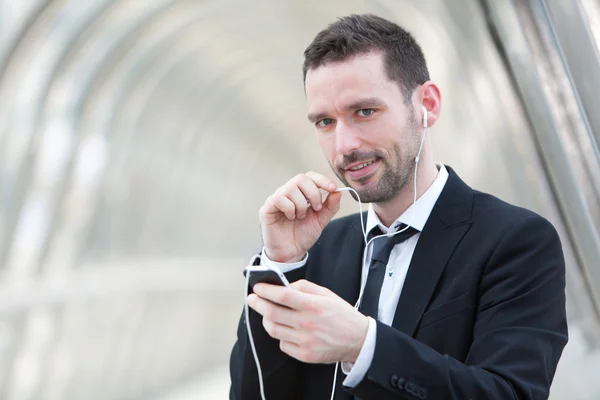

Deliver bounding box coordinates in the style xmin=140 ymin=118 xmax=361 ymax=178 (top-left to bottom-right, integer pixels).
xmin=336 ymin=151 xmax=383 ymax=170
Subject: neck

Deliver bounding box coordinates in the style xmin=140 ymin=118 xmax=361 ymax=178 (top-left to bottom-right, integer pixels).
xmin=372 ymin=160 xmax=439 ymax=228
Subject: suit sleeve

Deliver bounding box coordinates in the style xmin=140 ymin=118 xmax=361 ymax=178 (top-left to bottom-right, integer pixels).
xmin=229 ymin=263 xmax=307 ymax=399
xmin=345 ymin=216 xmax=568 ymax=400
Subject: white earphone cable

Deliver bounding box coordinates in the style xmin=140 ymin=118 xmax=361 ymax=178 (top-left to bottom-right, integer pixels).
xmin=245 ymin=268 xmax=267 ymax=400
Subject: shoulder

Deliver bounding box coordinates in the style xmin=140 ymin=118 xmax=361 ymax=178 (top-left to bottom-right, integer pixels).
xmin=467 ymin=191 xmax=563 ymax=270
xmin=471 ymin=190 xmax=557 ymax=235
xmin=443 ymin=166 xmax=557 ymax=236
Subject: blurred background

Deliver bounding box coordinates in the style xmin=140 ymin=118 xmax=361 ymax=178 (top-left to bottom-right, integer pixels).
xmin=0 ymin=0 xmax=599 ymax=399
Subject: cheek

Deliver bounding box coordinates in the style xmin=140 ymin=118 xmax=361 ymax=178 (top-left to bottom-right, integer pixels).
xmin=357 ymin=120 xmax=393 ymax=152
xmin=317 ymin=133 xmax=338 ymax=163
xmin=360 ymin=116 xmax=390 ymax=139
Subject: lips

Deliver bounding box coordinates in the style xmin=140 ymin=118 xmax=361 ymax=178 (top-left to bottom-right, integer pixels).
xmin=344 ymin=158 xmax=381 ymax=181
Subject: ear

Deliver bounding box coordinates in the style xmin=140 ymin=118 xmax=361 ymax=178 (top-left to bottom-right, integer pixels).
xmin=418 ymin=81 xmax=442 ymax=127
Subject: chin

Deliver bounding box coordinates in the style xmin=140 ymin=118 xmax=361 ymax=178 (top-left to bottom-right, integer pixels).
xmin=357 ymin=177 xmax=404 ymax=204
xmin=349 ymin=171 xmax=381 ymax=189
xmin=351 ymin=184 xmax=385 ymax=203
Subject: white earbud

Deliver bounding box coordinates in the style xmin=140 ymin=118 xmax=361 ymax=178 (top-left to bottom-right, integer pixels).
xmin=415 ymin=106 xmax=428 ymax=165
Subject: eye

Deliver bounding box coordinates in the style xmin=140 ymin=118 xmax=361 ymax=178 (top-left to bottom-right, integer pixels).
xmin=316 ymin=118 xmax=335 ymax=128
xmin=357 ymin=109 xmax=375 ymax=117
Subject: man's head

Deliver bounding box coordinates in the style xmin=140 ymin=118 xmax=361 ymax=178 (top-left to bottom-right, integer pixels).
xmin=303 ymin=14 xmax=441 ymax=204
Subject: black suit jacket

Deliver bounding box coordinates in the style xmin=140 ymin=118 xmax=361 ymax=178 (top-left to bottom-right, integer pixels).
xmin=229 ymin=167 xmax=568 ymax=399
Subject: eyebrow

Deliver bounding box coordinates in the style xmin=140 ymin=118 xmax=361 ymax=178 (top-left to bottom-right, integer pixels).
xmin=307 ymin=97 xmax=385 ymax=123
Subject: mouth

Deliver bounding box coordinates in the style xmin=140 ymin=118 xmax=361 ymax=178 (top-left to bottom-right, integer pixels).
xmin=346 ymin=159 xmax=377 ymax=171
xmin=344 ymin=158 xmax=381 ymax=181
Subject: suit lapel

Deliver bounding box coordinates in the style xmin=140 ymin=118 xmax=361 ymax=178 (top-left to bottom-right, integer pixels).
xmin=392 ymin=167 xmax=473 ymax=336
xmin=332 ymin=212 xmax=367 ymax=306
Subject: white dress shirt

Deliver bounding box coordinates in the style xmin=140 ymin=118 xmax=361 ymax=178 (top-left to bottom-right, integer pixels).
xmin=261 ymin=164 xmax=449 ymax=387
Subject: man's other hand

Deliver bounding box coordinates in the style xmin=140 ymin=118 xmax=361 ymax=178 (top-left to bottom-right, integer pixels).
xmin=259 ymin=172 xmax=341 ymax=263
xmin=247 ymin=279 xmax=369 ymax=364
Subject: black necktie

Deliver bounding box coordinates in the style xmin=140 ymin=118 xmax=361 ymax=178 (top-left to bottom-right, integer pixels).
xmin=358 ymin=224 xmax=418 ymax=319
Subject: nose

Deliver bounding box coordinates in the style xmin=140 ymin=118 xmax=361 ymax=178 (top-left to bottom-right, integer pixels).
xmin=335 ymin=122 xmax=362 ymax=156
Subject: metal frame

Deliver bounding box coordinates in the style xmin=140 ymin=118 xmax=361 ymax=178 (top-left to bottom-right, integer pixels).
xmin=482 ymin=0 xmax=600 ymax=316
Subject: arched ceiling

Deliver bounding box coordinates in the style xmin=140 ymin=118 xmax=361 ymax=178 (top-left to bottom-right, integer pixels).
xmin=0 ymin=0 xmax=539 ymax=265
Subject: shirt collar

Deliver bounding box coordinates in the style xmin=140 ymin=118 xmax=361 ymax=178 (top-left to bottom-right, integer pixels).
xmin=365 ymin=163 xmax=449 ymax=234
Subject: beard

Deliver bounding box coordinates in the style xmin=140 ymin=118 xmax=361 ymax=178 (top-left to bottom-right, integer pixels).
xmin=330 ymin=113 xmax=421 ymax=204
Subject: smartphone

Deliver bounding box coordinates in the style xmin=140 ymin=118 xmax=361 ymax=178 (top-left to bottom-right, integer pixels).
xmin=243 ymin=265 xmax=291 ymax=288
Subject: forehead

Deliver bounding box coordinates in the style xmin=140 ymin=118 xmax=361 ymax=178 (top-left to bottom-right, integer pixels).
xmin=305 ymin=52 xmax=397 ymax=109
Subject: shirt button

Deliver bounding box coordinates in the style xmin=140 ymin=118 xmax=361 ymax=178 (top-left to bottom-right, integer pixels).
xmin=390 ymin=374 xmax=399 ymax=387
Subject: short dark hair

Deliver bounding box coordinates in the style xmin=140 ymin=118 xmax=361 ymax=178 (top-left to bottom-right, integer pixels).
xmin=302 ymin=14 xmax=430 ymax=102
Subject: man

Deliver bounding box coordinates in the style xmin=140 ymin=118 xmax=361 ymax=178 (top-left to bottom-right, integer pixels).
xmin=229 ymin=14 xmax=567 ymax=400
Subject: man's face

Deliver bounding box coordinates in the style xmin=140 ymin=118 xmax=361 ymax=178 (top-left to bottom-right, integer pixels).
xmin=305 ymin=52 xmax=421 ymax=203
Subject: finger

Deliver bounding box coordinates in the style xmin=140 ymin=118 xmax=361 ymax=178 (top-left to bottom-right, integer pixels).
xmin=254 ymin=283 xmax=307 ymax=311
xmin=323 ymin=190 xmax=342 ymax=212
xmin=294 ymin=175 xmax=324 ymax=212
xmin=291 ymin=279 xmax=334 ymax=296
xmin=305 ymin=171 xmax=337 ymax=192
xmin=247 ymin=293 xmax=261 ymax=311
xmin=316 ymin=191 xmax=342 ymax=227
xmin=263 ymin=319 xmax=300 ymax=343
xmin=248 ymin=292 xmax=297 ymax=326
xmin=283 ymin=185 xmax=310 ymax=219
xmin=280 ymin=341 xmax=316 ymax=364
xmin=269 ymin=193 xmax=296 ymax=220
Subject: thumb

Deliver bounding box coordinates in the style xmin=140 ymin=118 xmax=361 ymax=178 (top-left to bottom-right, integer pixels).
xmin=291 ymin=279 xmax=334 ymax=296
xmin=317 ymin=191 xmax=342 ymax=227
